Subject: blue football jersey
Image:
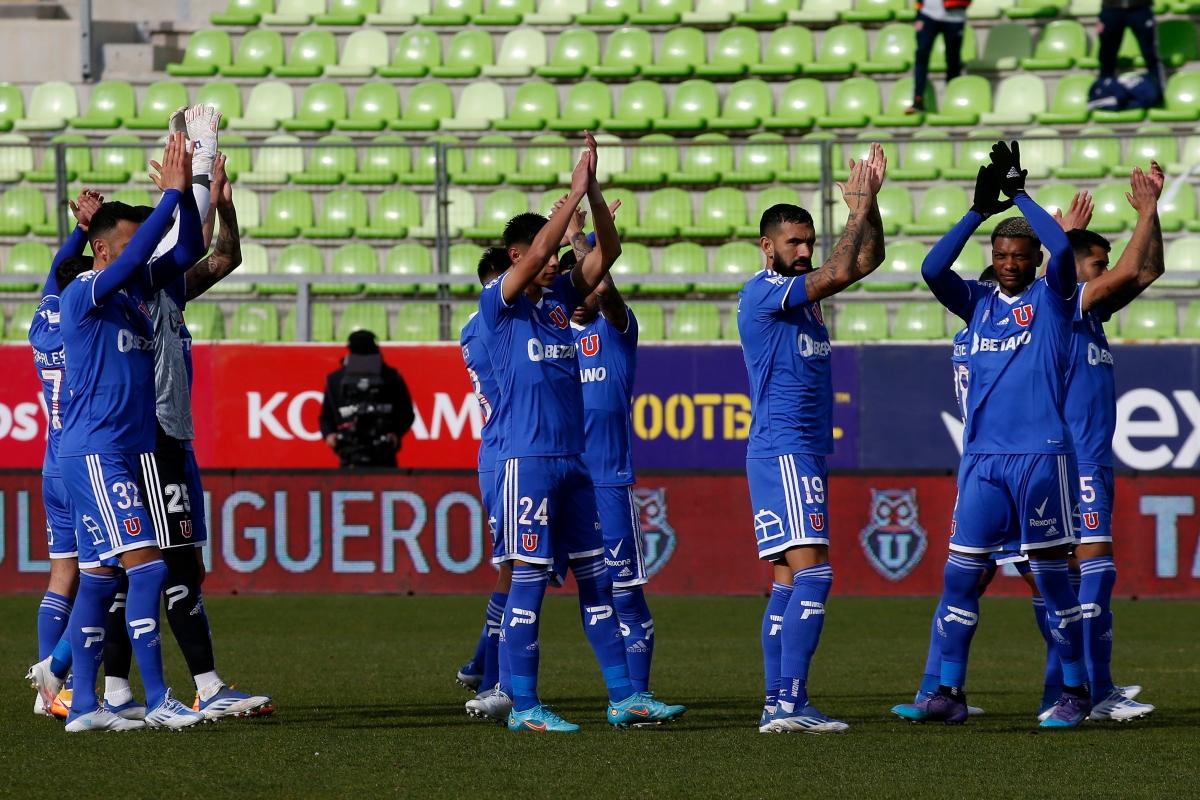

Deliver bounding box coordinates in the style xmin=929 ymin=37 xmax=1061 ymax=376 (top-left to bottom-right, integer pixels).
xmin=460 ymin=312 xmax=503 ymax=472
xmin=573 ymin=308 xmax=638 ymax=487
xmin=958 ymin=278 xmax=1075 ymax=455
xmin=479 ymin=271 xmax=586 ymax=459
xmin=28 ymin=295 xmax=70 ymax=477
xmin=1064 ymin=294 xmax=1114 ymax=467
xmin=951 ymin=325 xmax=970 ymax=424
xmin=738 ymin=270 xmax=833 ymax=458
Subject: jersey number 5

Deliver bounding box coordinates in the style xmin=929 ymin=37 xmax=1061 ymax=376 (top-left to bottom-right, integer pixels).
xmin=1079 ymin=476 xmax=1096 ymax=504
xmin=518 ymin=497 xmax=549 ymax=527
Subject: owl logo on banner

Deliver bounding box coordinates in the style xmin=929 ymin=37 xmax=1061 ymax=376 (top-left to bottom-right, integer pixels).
xmin=633 ymin=488 xmax=676 ymax=578
xmin=859 ymin=489 xmax=927 ymax=582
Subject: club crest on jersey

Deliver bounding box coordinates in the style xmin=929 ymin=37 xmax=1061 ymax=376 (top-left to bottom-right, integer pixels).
xmin=809 ymin=513 xmax=825 ymax=531
xmin=122 ymin=517 xmax=142 ymax=537
xmin=548 ymin=305 xmax=569 ymax=329
xmin=859 ymin=489 xmax=927 ymax=581
xmin=180 ymin=520 xmax=193 ymax=539
xmin=137 ymin=301 xmax=152 ymax=320
xmin=633 ymin=488 xmax=676 ymax=578
xmin=580 ymin=333 xmax=600 ymax=357
xmin=522 ymin=533 xmax=538 ymax=551
xmin=810 ymin=303 xmax=825 ymax=325
xmin=1082 ymin=512 xmax=1100 ymax=530
xmin=1013 ymin=304 xmax=1034 ymax=327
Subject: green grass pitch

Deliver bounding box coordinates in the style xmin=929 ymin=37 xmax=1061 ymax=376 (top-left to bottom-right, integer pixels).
xmin=1 ymin=594 xmax=1198 ymax=799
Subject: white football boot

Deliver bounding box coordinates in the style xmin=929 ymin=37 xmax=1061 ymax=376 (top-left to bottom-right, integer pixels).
xmin=26 ymin=656 xmax=64 ymax=710
xmin=65 ymin=707 xmax=146 ymax=732
xmin=466 ymin=686 xmax=513 ymax=722
xmin=1090 ymin=690 xmax=1155 ymax=722
xmin=145 ymin=690 xmax=205 ymax=730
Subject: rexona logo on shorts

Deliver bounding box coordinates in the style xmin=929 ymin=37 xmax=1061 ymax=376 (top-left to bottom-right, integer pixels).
xmin=633 ymin=487 xmax=676 ymax=578
xmin=859 ymin=488 xmax=927 ymax=582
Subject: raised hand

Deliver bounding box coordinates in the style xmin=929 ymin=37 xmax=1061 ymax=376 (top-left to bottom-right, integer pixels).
xmin=990 ymin=140 xmax=1027 ymax=199
xmin=970 ymin=162 xmax=1012 ymax=220
xmin=836 ymin=156 xmax=872 ymax=215
xmin=864 ymin=141 xmax=886 ymax=195
xmin=149 ymin=131 xmax=194 ymax=194
xmin=1126 ymin=165 xmax=1162 ymax=216
xmin=608 ymin=197 xmax=621 ymax=221
xmin=1054 ymin=190 xmax=1093 ymax=232
xmin=1147 ymin=159 xmax=1165 ymax=196
xmin=584 ymin=130 xmax=599 ymax=187
xmin=69 ymin=189 xmax=104 ymax=231
xmin=211 ymin=152 xmax=232 ymax=208
xmin=570 ymin=141 xmax=592 ymax=196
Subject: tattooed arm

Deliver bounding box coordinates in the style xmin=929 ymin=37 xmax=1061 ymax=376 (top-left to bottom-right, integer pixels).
xmin=185 ymin=154 xmax=241 ymax=301
xmin=1086 ymin=162 xmax=1165 ymax=315
xmin=563 ymin=206 xmax=628 ymax=332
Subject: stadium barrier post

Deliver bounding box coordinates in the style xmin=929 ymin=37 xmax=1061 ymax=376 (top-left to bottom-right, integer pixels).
xmin=820 ymin=138 xmax=833 ymax=260
xmin=54 ymin=141 xmax=69 ymax=248
xmin=296 ymin=279 xmax=311 ymax=342
xmin=435 ymin=140 xmax=451 ymax=341
xmin=80 ymin=0 xmax=94 ymax=83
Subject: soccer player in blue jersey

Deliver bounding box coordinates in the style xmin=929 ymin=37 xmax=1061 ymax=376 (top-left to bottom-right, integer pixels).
xmin=742 ymin=145 xmax=887 ymax=734
xmin=1052 ymin=168 xmax=1165 ymax=722
xmin=57 ymin=133 xmax=207 ymax=732
xmin=462 ymin=246 xmax=517 ymax=722
xmin=481 ymin=134 xmax=684 ymax=731
xmin=894 ymin=142 xmax=1094 ymax=727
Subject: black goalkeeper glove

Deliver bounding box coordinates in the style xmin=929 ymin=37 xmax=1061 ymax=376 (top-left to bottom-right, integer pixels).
xmin=971 ymin=163 xmax=1013 ymax=220
xmin=989 ymin=140 xmax=1027 ymax=199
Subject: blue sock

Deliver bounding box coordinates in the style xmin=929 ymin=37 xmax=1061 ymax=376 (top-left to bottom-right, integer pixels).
xmin=1032 ymin=595 xmax=1064 ymax=708
xmin=38 ymin=591 xmax=73 ymax=662
xmin=613 ymin=586 xmax=654 ymax=693
xmin=1069 ymin=561 xmax=1081 ymax=593
xmin=919 ymin=608 xmax=941 ymax=698
xmin=778 ymin=564 xmax=833 ymax=712
xmin=762 ymin=583 xmax=792 ymax=708
xmin=68 ymin=572 xmax=120 ymax=716
xmin=937 ymin=554 xmax=987 ymax=689
xmin=1079 ymin=556 xmax=1117 ymax=698
xmin=481 ymin=591 xmax=507 ymax=691
xmin=1029 ymin=559 xmax=1087 ymax=691
xmin=50 ymin=634 xmax=73 ymax=679
xmin=573 ymin=556 xmax=635 ymax=703
xmin=503 ymin=565 xmax=548 ymax=712
xmin=125 ymin=560 xmax=169 ymax=709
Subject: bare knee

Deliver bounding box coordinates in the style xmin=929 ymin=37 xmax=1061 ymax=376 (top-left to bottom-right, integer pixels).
xmin=47 ymin=558 xmax=80 ymax=598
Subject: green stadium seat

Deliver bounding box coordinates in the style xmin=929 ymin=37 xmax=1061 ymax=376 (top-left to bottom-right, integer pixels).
xmin=1004 ymin=0 xmax=1064 ymax=18
xmin=274 ymin=31 xmax=339 ymax=79
xmin=979 ymin=74 xmax=1046 ymax=126
xmin=818 ymin=77 xmax=880 ymax=128
xmin=429 ymin=30 xmax=492 ymax=81
xmin=402 ymin=135 xmax=463 ymax=185
xmin=1121 ymin=300 xmax=1177 ymax=339
xmin=455 ymin=135 xmax=516 ymax=185
xmin=903 ymin=186 xmax=968 ymax=235
xmin=789 ymin=0 xmax=851 ymax=22
xmin=1089 ymin=181 xmax=1137 ymax=233
xmin=628 ymin=187 xmax=691 ymax=240
xmin=653 ymin=79 xmax=718 ymax=133
xmin=642 ymin=27 xmax=705 ymax=79
xmin=208 ymin=241 xmax=267 ymax=293
xmin=1111 ymin=126 xmax=1177 ymax=178
xmin=609 ymin=241 xmax=652 ymax=290
xmin=261 ymin=243 xmax=324 ymax=295
xmin=0 ymin=83 xmax=23 ymax=132
xmin=484 ymin=29 xmax=547 ymax=79
xmin=264 ymin=0 xmax=325 ymax=24
xmin=930 ymin=24 xmax=978 ymax=70
xmin=836 ymin=303 xmax=887 ymax=340
xmin=495 ymin=82 xmax=558 ymax=133
xmin=305 ymin=189 xmax=369 ymax=240
xmin=1149 ymin=71 xmax=1200 ymax=123
xmin=318 ymin=0 xmax=380 ymax=24
xmin=1156 ymin=19 xmax=1200 ymax=67
xmin=283 ymin=83 xmax=347 ymax=133
xmin=602 ymin=81 xmax=663 ymax=133
xmin=860 ymin=23 xmax=916 ymax=74
xmin=212 ymin=0 xmax=273 ymax=25
xmin=337 ymin=303 xmax=390 ymax=340
xmin=0 ymin=133 xmax=32 ymax=182
xmin=699 ymin=240 xmax=758 ymax=292
xmin=613 ymin=133 xmax=677 ymax=184
xmin=834 ymin=130 xmax=891 ymax=180
xmin=240 ymin=134 xmax=303 ymax=184
xmin=80 ymin=134 xmax=143 ymax=184
xmin=372 ymin=242 xmax=434 ymax=294
xmin=891 ymin=130 xmax=952 ymax=181
xmin=184 ymin=303 xmax=224 ymax=341
xmin=681 ymin=0 xmax=745 ymax=23
xmin=1021 ymin=21 xmax=1087 ymax=70
xmin=378 ymin=30 xmax=441 ymax=79
xmin=1159 ymin=184 xmax=1197 ymax=234
xmin=671 ymin=133 xmax=732 ymax=186
xmin=228 ymin=303 xmax=279 ymax=342
xmin=411 ymin=187 xmax=474 ymax=238
xmin=525 ymin=0 xmax=587 ymax=24
xmin=326 ymin=30 xmax=391 ymax=78
xmin=393 ymin=304 xmax=439 ymax=341
xmin=875 ymin=185 xmax=914 ymax=234
xmin=844 ymin=0 xmax=913 ymax=21
xmin=926 ymin=75 xmax=989 ymax=126
xmin=628 ymin=302 xmax=665 ymax=340
xmin=778 ymin=131 xmax=832 ymax=183
xmin=221 ymin=30 xmax=284 ymax=78
xmin=332 ymin=84 xmax=398 ymax=134
xmin=69 ymin=81 xmax=136 ymax=130
xmin=654 ymin=242 xmax=706 ymax=294
xmin=1036 ymin=73 xmax=1092 ymax=124
xmin=316 ymin=244 xmax=378 ymax=295
xmin=536 ymin=28 xmax=599 ymax=79
xmin=864 ymin=238 xmax=925 ymax=290
xmin=1053 ymin=127 xmax=1120 ymax=179
xmin=281 ymin=303 xmax=334 ymax=343
xmin=442 ymin=81 xmax=506 ymax=132
xmin=966 ymin=22 xmax=1032 ymax=71
xmin=1169 ymin=135 xmax=1200 ymax=177
xmin=894 ymin=303 xmax=946 ymax=340
xmin=25 ymin=133 xmax=89 ymax=183
xmin=447 ymin=242 xmax=484 ymax=295
xmin=228 ymin=82 xmax=293 ymax=131
xmin=589 ymin=27 xmax=651 ymax=79
xmin=419 ymin=0 xmax=482 ymax=24
xmin=1032 ymin=182 xmax=1078 ymax=220
xmin=632 ymin=0 xmax=691 ymax=23
xmin=749 ymin=27 xmax=813 ymax=79
xmin=167 ymin=30 xmax=232 ymax=77
xmin=123 ymin=81 xmax=188 ymax=131
xmin=704 ymin=79 xmax=769 ymax=134
xmin=390 ymin=83 xmax=453 ymax=132
xmin=291 ymin=134 xmax=352 ymax=185
xmin=196 ymin=82 xmax=242 ymax=127
xmin=1183 ymin=301 xmax=1200 ymax=340
xmin=230 ymin=187 xmax=260 ymax=232
xmin=736 ymin=0 xmax=798 ymax=24
xmin=1014 ymin=128 xmax=1063 ymax=179
xmin=465 ymin=188 xmax=528 ymax=240
xmin=353 ymin=189 xmax=418 ymax=240
xmin=1160 ymin=236 xmax=1200 ymax=287
xmin=3 ymin=241 xmax=51 ymax=291
xmin=684 ymin=186 xmax=745 ymax=240
xmin=873 ymin=77 xmax=934 ymax=126
xmin=508 ymin=134 xmax=569 ymax=185
xmin=804 ymin=24 xmax=866 ymax=76
xmin=725 ymin=132 xmax=786 ymax=183
xmin=0 ymin=187 xmax=49 ymax=236
xmin=450 ymin=303 xmax=475 ymax=339
xmin=474 ymin=0 xmax=534 ymax=24
xmin=738 ymin=186 xmax=800 ymax=237
xmin=696 ymin=27 xmax=760 ymax=79
xmin=1066 ymin=0 xmax=1098 ymax=14
xmin=942 ymin=128 xmax=1004 ymax=179
xmin=670 ymin=303 xmax=721 ymax=340
xmin=949 ymin=238 xmax=986 ymax=276
xmin=4 ymin=303 xmax=34 ymax=340
xmin=247 ymin=189 xmax=314 ymax=238
xmin=579 ymin=0 xmax=640 ymax=24
xmin=13 ymin=82 xmax=76 ymax=132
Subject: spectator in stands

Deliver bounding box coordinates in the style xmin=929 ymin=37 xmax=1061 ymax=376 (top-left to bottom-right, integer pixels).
xmin=1097 ymin=0 xmax=1165 ymax=99
xmin=319 ymin=330 xmax=415 ymax=468
xmin=908 ymin=0 xmax=968 ymax=114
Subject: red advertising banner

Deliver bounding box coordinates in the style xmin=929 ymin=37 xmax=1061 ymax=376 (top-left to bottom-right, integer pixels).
xmin=2 ymin=471 xmax=1198 ymax=598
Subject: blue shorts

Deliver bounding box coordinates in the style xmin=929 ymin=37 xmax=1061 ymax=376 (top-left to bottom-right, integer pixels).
xmin=60 ymin=453 xmax=158 ymax=568
xmin=495 ymin=455 xmax=603 ymax=568
xmin=42 ymin=474 xmax=78 ymax=560
xmin=596 ymin=485 xmax=648 ymax=588
xmin=183 ymin=445 xmax=209 ymax=546
xmin=480 ymin=469 xmax=504 ymax=563
xmin=1077 ymin=464 xmax=1113 ymax=545
xmin=747 ymin=454 xmax=829 ymax=560
xmin=951 ymin=453 xmax=1078 ymax=555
